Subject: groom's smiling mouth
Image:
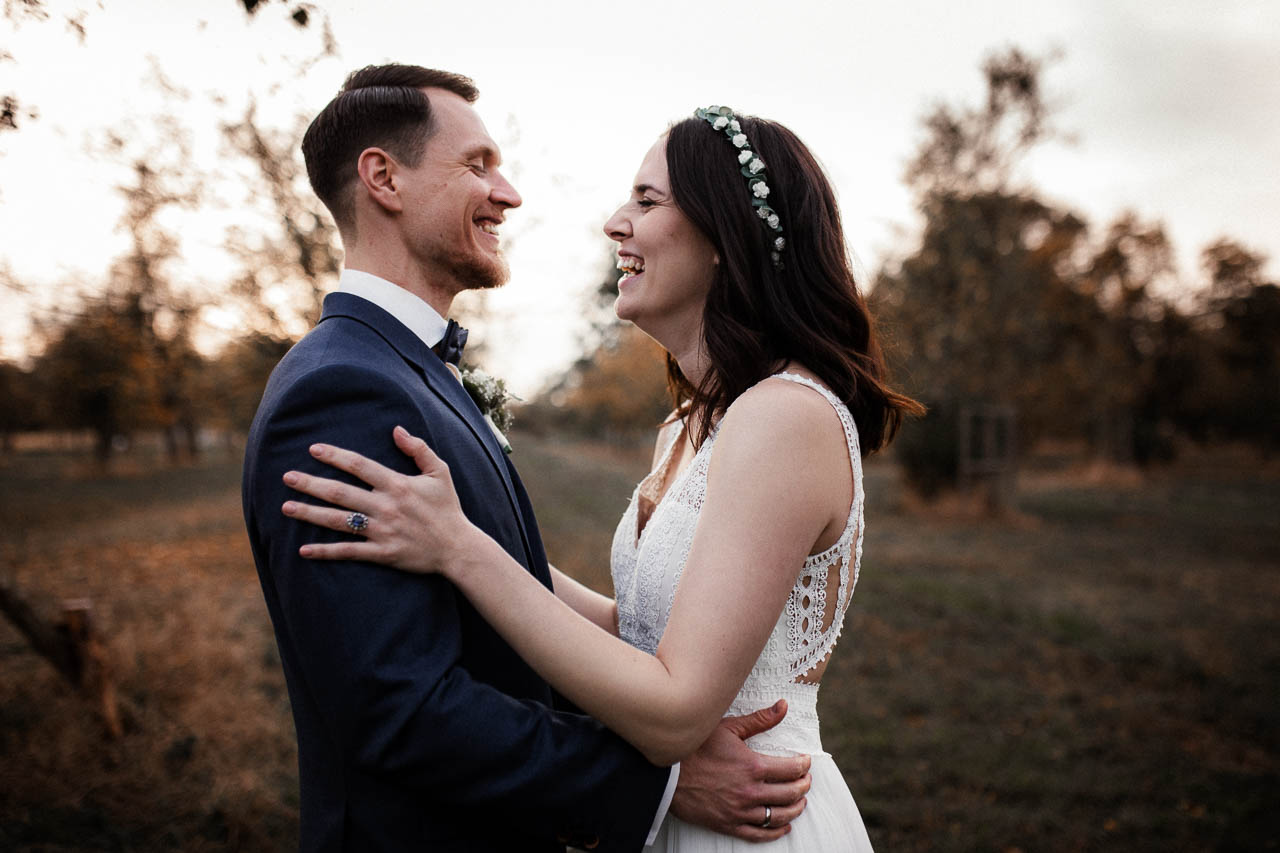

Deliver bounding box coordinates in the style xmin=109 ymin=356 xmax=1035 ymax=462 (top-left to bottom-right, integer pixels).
xmin=616 ymin=253 xmax=645 ymax=284
xmin=475 ymin=217 xmax=502 ymax=244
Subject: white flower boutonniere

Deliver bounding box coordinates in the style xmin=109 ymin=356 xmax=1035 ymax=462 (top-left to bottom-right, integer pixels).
xmin=460 ymin=367 xmax=519 ymax=453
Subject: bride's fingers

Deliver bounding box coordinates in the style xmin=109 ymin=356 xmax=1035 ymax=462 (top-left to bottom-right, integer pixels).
xmin=282 ymin=469 xmax=376 ymax=513
xmin=309 ymin=442 xmax=395 ymax=488
xmin=282 ymin=500 xmax=376 ymax=537
xmin=393 ymin=426 xmax=448 ymax=477
xmin=297 ymin=539 xmax=383 ymax=562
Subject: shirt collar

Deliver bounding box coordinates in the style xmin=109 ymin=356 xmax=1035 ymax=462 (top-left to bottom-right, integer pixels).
xmin=338 ymin=268 xmax=449 ymax=349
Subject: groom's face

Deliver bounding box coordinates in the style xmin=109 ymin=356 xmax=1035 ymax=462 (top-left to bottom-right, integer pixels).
xmin=396 ymin=88 xmax=522 ymax=294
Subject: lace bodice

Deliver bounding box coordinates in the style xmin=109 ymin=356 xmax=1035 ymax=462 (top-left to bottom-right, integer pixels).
xmin=609 ymin=373 xmax=865 ymax=755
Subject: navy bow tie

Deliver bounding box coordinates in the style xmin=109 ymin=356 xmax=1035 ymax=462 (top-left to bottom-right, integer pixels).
xmin=433 ymin=319 xmax=468 ymax=365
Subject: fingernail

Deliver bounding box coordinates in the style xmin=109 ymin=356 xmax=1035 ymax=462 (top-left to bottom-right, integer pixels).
xmin=282 ymin=501 xmax=296 ymax=514
xmin=283 ymin=472 xmax=299 ymax=485
xmin=772 ymin=699 xmax=784 ymax=713
xmin=394 ymin=425 xmax=407 ymax=437
xmin=310 ymin=444 xmax=324 ymax=456
xmin=299 ymin=545 xmax=312 ymax=557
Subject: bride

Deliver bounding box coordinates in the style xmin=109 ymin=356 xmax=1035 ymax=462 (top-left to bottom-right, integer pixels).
xmin=282 ymin=105 xmax=922 ymax=849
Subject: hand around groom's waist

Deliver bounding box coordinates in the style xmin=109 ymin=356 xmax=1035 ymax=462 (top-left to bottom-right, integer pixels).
xmin=672 ymin=700 xmax=812 ymax=843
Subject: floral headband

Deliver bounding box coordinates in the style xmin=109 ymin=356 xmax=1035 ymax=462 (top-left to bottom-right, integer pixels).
xmin=694 ymin=105 xmax=786 ymax=269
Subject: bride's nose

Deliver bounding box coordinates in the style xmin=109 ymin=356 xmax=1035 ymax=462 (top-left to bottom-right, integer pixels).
xmin=603 ymin=205 xmax=631 ymax=242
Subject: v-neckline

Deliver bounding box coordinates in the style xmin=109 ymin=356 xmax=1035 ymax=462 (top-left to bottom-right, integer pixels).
xmin=633 ymin=421 xmax=694 ymax=547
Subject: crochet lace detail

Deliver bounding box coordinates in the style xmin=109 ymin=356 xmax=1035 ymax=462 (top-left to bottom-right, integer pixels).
xmin=610 ymin=373 xmax=865 ymax=752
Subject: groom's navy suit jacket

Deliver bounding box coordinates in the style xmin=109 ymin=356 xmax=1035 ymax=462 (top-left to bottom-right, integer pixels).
xmin=243 ymin=293 xmax=669 ymax=852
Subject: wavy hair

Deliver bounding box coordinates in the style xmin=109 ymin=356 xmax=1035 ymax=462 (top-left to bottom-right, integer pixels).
xmin=664 ymin=113 xmax=923 ymax=454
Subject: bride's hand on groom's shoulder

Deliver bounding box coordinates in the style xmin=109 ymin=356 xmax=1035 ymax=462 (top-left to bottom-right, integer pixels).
xmin=281 ymin=426 xmax=480 ymax=576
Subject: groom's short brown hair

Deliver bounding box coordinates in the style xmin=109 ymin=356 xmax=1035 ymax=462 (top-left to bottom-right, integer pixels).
xmin=302 ymin=63 xmax=478 ymax=233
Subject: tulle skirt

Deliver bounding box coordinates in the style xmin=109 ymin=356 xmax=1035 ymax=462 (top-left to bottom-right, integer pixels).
xmin=648 ymin=752 xmax=873 ymax=851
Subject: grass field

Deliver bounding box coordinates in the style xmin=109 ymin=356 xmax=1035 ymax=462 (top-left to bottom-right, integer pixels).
xmin=1 ymin=433 xmax=1276 ymax=851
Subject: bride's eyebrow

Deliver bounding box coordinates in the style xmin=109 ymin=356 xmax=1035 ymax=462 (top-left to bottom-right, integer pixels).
xmin=634 ymin=183 xmax=667 ymax=198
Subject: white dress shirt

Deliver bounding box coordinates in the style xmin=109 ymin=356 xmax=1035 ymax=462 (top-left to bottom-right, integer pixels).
xmin=338 ymin=268 xmax=450 ymax=349
xmin=336 ymin=268 xmax=680 ymax=846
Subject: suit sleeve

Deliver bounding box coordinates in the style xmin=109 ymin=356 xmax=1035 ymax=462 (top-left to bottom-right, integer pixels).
xmin=246 ymin=363 xmax=670 ymax=851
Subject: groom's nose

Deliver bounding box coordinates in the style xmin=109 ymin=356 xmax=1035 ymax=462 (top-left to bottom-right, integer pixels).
xmin=491 ymin=169 xmax=521 ymax=209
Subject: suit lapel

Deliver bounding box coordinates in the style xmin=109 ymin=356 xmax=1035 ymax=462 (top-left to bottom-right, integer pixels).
xmin=318 ymin=293 xmax=538 ymax=570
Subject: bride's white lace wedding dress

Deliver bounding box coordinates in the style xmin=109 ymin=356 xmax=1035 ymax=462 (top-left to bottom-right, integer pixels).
xmin=610 ymin=373 xmax=875 ymax=851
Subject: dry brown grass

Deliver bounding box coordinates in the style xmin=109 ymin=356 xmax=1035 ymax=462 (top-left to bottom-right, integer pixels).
xmin=0 ymin=455 xmax=297 ymax=851
xmin=1 ymin=437 xmax=1277 ymax=851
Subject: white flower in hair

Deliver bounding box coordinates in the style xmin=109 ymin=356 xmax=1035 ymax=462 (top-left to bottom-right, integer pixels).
xmin=695 ymin=104 xmax=786 ymax=266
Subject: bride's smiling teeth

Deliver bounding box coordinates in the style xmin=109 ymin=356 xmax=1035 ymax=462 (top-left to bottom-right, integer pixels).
xmin=616 ymin=255 xmax=645 ymax=275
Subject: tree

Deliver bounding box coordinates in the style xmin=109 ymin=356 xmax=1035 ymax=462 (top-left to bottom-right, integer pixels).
xmin=1073 ymin=214 xmax=1178 ymax=461
xmin=1194 ymin=240 xmax=1280 ymax=450
xmin=33 ymin=293 xmax=156 ymax=461
xmin=2 ymin=0 xmax=325 ymax=140
xmin=202 ymin=331 xmax=294 ymax=437
xmin=0 ymin=360 xmax=43 ymax=451
xmin=544 ymin=325 xmax=672 ymax=439
xmin=877 ymin=48 xmax=1189 ymax=489
xmin=532 ymin=249 xmax=672 ymax=439
xmin=222 ymin=106 xmax=341 ymax=338
xmin=103 ymin=151 xmax=207 ymax=460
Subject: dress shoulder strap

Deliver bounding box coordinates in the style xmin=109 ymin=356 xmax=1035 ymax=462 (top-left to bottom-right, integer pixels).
xmin=765 ymin=372 xmax=866 ymax=678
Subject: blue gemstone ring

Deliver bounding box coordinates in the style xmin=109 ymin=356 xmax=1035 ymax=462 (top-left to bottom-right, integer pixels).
xmin=345 ymin=512 xmax=370 ymax=533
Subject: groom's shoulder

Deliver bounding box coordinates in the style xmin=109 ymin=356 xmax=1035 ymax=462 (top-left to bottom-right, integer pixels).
xmin=256 ymin=322 xmax=416 ymax=415
xmin=280 ymin=316 xmax=407 ymax=377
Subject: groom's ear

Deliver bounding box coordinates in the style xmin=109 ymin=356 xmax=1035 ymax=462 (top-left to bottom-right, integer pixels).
xmin=356 ymin=147 xmax=404 ymax=214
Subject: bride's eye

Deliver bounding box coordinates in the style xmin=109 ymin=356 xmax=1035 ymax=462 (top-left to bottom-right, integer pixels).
xmin=636 ymin=197 xmax=657 ymax=209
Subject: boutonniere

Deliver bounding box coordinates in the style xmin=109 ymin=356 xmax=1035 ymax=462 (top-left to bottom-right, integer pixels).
xmin=460 ymin=367 xmax=519 ymax=454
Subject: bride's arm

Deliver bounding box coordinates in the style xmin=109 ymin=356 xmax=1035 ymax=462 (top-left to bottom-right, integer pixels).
xmin=284 ymin=389 xmax=839 ymax=766
xmin=549 ymin=565 xmax=618 ymax=635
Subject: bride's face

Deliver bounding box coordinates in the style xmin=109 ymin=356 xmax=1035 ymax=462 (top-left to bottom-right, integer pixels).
xmin=603 ymin=136 xmax=718 ymax=348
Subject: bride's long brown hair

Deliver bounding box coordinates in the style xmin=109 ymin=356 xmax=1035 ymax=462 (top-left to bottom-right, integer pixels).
xmin=663 ymin=113 xmax=923 ymax=454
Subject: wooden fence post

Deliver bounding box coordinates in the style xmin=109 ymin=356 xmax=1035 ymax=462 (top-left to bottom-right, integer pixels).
xmin=0 ymin=580 xmax=124 ymax=738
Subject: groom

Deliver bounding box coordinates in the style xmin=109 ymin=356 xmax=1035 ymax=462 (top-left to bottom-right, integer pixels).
xmin=243 ymin=64 xmax=810 ymax=851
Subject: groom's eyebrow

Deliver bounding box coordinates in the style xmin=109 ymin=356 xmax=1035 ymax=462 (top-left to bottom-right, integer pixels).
xmin=462 ymin=143 xmax=500 ymax=165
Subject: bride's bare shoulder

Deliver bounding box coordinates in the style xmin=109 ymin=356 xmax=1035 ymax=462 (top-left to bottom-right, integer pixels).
xmin=716 ymin=373 xmax=845 ymax=464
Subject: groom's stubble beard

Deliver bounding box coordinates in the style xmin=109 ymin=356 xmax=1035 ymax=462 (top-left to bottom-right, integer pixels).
xmin=437 ymin=243 xmax=510 ymax=293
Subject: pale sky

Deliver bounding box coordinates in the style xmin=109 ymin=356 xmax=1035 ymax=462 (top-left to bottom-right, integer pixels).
xmin=2 ymin=0 xmax=1277 ymax=396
